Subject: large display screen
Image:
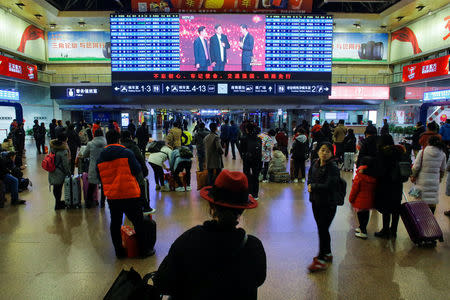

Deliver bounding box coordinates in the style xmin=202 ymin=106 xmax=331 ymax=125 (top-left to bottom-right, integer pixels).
xmin=110 ymin=13 xmax=333 ymax=96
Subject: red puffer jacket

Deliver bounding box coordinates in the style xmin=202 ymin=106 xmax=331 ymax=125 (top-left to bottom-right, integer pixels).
xmin=349 ymin=166 xmax=376 ymax=210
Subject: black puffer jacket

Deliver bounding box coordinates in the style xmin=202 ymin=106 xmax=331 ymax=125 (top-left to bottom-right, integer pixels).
xmin=356 ymin=135 xmax=378 ymax=167
xmin=154 ymin=220 xmax=266 ymax=300
xmin=307 ymin=159 xmax=340 ymax=206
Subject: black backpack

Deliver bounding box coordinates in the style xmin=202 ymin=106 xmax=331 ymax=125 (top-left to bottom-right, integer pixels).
xmin=147 ymin=141 xmax=165 ymax=153
xmin=179 ymin=146 xmax=193 ymax=159
xmin=243 ymin=136 xmax=262 ymax=162
xmin=292 ymin=139 xmax=306 ymax=159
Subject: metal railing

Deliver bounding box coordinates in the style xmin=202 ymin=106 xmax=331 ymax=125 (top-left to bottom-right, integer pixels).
xmin=50 ymin=73 xmax=112 ymax=84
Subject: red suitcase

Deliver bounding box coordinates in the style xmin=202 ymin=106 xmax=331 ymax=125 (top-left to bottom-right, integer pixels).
xmin=121 ymin=225 xmax=139 ymax=258
xmin=400 ymin=196 xmax=444 ymax=246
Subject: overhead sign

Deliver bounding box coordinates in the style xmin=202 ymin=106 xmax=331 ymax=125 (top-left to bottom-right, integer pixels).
xmin=0 ymin=55 xmax=37 ymax=82
xmin=131 ymin=0 xmax=313 ymax=13
xmin=112 ymin=81 xmax=331 ymax=96
xmin=333 ymin=33 xmax=389 ymax=63
xmin=47 ymin=31 xmax=111 ymax=61
xmin=0 ymin=89 xmax=19 ymax=101
xmin=50 ymin=86 xmax=111 ymax=99
xmin=423 ymin=89 xmax=450 ymax=102
xmin=405 ymin=86 xmax=450 ymax=99
xmin=391 ymin=6 xmax=450 ymax=62
xmin=402 ymin=55 xmax=450 ymax=82
xmin=0 ymin=9 xmax=45 ymax=61
xmin=328 ymin=85 xmax=389 ymax=100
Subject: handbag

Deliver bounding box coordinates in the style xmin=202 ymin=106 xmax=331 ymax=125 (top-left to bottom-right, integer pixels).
xmin=408 ymin=185 xmax=421 ymax=198
xmin=104 ymin=268 xmax=161 ymax=300
xmin=410 ymin=148 xmax=424 ymax=184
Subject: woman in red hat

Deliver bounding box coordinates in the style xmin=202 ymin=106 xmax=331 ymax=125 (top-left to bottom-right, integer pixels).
xmin=154 ymin=170 xmax=266 ymax=300
xmin=307 ymin=142 xmax=340 ymax=272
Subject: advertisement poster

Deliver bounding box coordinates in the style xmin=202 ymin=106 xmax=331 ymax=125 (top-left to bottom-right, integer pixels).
xmin=0 ymin=54 xmax=38 ymax=82
xmin=131 ymin=0 xmax=312 ymax=13
xmin=402 ymin=55 xmax=450 ymax=82
xmin=0 ymin=10 xmax=45 ymax=61
xmin=391 ymin=6 xmax=450 ymax=62
xmin=179 ymin=14 xmax=265 ymax=71
xmin=47 ymin=31 xmax=111 ymax=61
xmin=333 ymin=32 xmax=389 ymax=62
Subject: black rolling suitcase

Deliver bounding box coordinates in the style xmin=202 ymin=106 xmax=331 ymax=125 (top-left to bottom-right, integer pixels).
xmin=143 ymin=215 xmax=157 ymax=251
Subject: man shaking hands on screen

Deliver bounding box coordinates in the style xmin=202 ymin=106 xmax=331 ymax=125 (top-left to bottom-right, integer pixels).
xmin=239 ymin=24 xmax=254 ymax=71
xmin=194 ymin=26 xmax=211 ymax=71
xmin=209 ymin=24 xmax=230 ymax=71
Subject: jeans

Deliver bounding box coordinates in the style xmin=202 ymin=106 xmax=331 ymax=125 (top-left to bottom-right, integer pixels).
xmin=208 ymin=168 xmax=222 ymax=185
xmin=53 ymin=184 xmax=63 ymax=204
xmin=357 ymin=210 xmax=370 ymax=233
xmin=293 ymin=158 xmax=306 ymax=179
xmin=150 ymin=163 xmax=165 ymax=186
xmin=197 ymin=150 xmax=206 ymax=172
xmin=3 ymin=174 xmax=18 ymax=202
xmin=174 ymin=161 xmax=192 ymax=186
xmin=243 ymin=160 xmax=261 ymax=198
xmin=312 ymin=202 xmax=337 ymax=258
xmin=108 ymin=198 xmax=148 ymax=256
xmin=262 ymin=162 xmax=270 ymax=180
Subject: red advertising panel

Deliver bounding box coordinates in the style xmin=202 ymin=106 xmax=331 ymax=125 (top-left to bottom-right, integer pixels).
xmin=328 ymin=85 xmax=389 ymax=100
xmin=402 ymin=55 xmax=450 ymax=83
xmin=0 ymin=55 xmax=37 ymax=81
xmin=131 ymin=0 xmax=312 ymax=13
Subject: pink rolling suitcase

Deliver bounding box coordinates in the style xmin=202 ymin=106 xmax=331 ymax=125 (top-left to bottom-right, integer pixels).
xmin=82 ymin=172 xmax=98 ymax=204
xmin=401 ymin=193 xmax=443 ymax=247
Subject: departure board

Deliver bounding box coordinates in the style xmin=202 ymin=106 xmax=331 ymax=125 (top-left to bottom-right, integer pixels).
xmin=110 ymin=13 xmax=333 ymax=96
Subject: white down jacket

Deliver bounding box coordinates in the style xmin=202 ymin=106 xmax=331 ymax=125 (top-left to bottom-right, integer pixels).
xmin=412 ymin=146 xmax=446 ymax=204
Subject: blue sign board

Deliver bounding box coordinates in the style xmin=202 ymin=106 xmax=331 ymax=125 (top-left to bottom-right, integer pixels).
xmin=423 ymin=89 xmax=450 ymax=102
xmin=0 ymin=89 xmax=19 ymax=101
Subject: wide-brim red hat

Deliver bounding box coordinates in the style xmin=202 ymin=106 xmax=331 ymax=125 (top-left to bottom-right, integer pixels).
xmin=200 ymin=169 xmax=258 ymax=209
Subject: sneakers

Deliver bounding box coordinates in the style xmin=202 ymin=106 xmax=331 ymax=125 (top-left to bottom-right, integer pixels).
xmin=293 ymin=179 xmax=299 ymax=183
xmin=321 ymin=254 xmax=333 ymax=263
xmin=374 ymin=229 xmax=390 ymax=239
xmin=186 ymin=186 xmax=192 ymax=191
xmin=355 ymin=231 xmax=368 ymax=239
xmin=143 ymin=208 xmax=156 ymax=215
xmin=155 ymin=185 xmax=161 ymax=191
xmin=301 ymin=178 xmax=306 ymax=183
xmin=308 ymin=257 xmax=328 ymax=272
xmin=355 ymin=228 xmax=361 ymax=233
xmin=175 ymin=187 xmax=185 ymax=192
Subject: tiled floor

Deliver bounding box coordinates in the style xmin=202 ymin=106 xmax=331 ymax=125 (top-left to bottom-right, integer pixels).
xmin=0 ymin=138 xmax=449 ymax=299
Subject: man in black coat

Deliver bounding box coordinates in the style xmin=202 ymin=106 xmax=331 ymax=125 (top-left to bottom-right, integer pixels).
xmin=13 ymin=123 xmax=25 ymax=168
xmin=32 ymin=120 xmax=41 ymax=154
xmin=356 ymin=127 xmax=378 ymax=167
xmin=209 ymin=24 xmax=230 ymax=71
xmin=127 ymin=119 xmax=136 ymax=138
xmin=49 ymin=119 xmax=57 ymax=140
xmin=136 ymin=122 xmax=150 ymax=158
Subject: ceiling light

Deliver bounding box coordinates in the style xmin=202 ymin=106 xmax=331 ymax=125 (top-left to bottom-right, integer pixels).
xmin=380 ymin=25 xmax=387 ymax=30
xmin=396 ymin=16 xmax=404 ymax=22
xmin=49 ymin=24 xmax=56 ymax=29
xmin=416 ymin=5 xmax=425 ymax=11
xmin=15 ymin=3 xmax=25 ymax=9
xmin=78 ymin=21 xmax=86 ymax=27
xmin=34 ymin=14 xmax=42 ymax=20
xmin=353 ymin=23 xmax=361 ymax=29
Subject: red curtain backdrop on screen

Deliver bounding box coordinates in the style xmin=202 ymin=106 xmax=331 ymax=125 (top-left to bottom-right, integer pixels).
xmin=0 ymin=55 xmax=38 ymax=81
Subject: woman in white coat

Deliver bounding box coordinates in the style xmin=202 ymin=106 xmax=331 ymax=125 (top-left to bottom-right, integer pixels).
xmin=411 ymin=136 xmax=446 ymax=214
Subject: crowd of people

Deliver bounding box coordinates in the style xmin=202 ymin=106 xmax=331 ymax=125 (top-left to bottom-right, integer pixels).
xmin=1 ymin=115 xmax=450 ymax=297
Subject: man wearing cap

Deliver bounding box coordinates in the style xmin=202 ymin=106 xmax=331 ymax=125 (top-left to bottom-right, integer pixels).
xmin=154 ymin=169 xmax=267 ymax=299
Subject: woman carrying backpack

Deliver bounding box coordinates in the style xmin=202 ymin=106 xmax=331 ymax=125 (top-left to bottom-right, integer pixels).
xmin=307 ymin=142 xmax=340 ymax=272
xmin=48 ymin=133 xmax=71 ymax=210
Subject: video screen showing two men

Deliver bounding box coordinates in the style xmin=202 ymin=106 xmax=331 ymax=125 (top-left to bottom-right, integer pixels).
xmin=179 ymin=14 xmax=266 ymax=71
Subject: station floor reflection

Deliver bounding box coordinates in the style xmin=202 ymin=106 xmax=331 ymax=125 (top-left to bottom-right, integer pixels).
xmin=0 ymin=139 xmax=449 ymax=299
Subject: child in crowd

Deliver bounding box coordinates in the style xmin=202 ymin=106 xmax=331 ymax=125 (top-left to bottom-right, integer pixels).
xmin=349 ymin=157 xmax=377 ymax=239
xmin=343 ymin=129 xmax=356 ymax=172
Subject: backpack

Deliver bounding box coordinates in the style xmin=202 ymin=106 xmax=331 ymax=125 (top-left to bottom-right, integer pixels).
xmin=147 ymin=141 xmax=165 ymax=153
xmin=243 ymin=137 xmax=262 ymax=162
xmin=42 ymin=152 xmax=57 ymax=172
xmin=179 ymin=146 xmax=193 ymax=159
xmin=335 ymin=177 xmax=347 ymax=206
xmin=181 ymin=131 xmax=189 ymax=146
xmin=292 ymin=140 xmax=306 ymax=159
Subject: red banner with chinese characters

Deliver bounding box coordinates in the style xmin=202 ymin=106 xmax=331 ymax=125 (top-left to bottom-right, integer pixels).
xmin=402 ymin=55 xmax=450 ymax=83
xmin=131 ymin=0 xmax=312 ymax=13
xmin=0 ymin=55 xmax=37 ymax=82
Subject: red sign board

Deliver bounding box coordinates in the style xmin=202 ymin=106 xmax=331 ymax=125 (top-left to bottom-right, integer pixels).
xmin=131 ymin=0 xmax=312 ymax=13
xmin=402 ymin=55 xmax=450 ymax=83
xmin=0 ymin=55 xmax=37 ymax=82
xmin=328 ymin=85 xmax=390 ymax=100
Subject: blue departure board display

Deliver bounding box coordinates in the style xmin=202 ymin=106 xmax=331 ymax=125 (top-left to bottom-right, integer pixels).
xmin=110 ymin=13 xmax=333 ymax=96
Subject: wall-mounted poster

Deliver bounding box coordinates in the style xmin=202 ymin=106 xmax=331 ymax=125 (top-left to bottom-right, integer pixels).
xmin=333 ymin=32 xmax=389 ymax=63
xmin=0 ymin=9 xmax=45 ymax=61
xmin=390 ymin=6 xmax=450 ymax=62
xmin=48 ymin=31 xmax=111 ymax=62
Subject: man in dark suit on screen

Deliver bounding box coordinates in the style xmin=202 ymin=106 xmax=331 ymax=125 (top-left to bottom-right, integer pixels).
xmin=193 ymin=26 xmax=211 ymax=71
xmin=209 ymin=24 xmax=230 ymax=71
xmin=239 ymin=24 xmax=254 ymax=71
